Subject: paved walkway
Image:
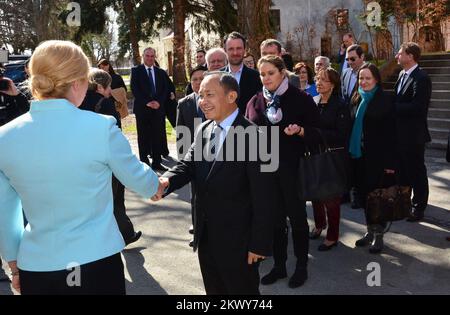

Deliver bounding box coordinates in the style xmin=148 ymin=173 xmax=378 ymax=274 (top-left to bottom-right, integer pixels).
xmin=1 ymin=117 xmax=449 ymax=295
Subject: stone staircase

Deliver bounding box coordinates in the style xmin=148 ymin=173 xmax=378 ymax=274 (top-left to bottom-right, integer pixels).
xmin=383 ymin=53 xmax=450 ymax=150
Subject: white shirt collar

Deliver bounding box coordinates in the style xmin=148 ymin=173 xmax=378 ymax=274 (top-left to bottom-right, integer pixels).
xmin=216 ymin=108 xmax=239 ymax=131
xmin=404 ymin=64 xmax=418 ymax=76
xmin=230 ymin=63 xmax=244 ymax=74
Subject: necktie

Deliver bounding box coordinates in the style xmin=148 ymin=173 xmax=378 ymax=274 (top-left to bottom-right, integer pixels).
xmin=147 ymin=67 xmax=156 ymax=97
xmin=207 ymin=123 xmax=223 ymax=161
xmin=398 ymin=72 xmax=408 ymax=93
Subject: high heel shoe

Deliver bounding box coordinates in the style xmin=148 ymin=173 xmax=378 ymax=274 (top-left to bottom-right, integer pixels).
xmin=317 ymin=241 xmax=338 ymax=251
xmin=309 ymin=228 xmax=323 ymax=240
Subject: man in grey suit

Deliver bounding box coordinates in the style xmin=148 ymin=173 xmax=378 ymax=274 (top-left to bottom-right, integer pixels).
xmin=341 ymin=44 xmax=365 ymax=108
xmin=260 ymin=39 xmax=300 ymax=88
xmin=176 ymin=65 xmax=207 ymax=245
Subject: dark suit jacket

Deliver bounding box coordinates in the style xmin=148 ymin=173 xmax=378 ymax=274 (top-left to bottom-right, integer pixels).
xmin=222 ymin=65 xmax=262 ymax=114
xmin=175 ymin=93 xmax=203 ymax=158
xmin=165 ymin=78 xmax=177 ymax=127
xmin=163 ymin=114 xmax=275 ymax=258
xmin=130 ymin=64 xmax=170 ymax=116
xmin=394 ymin=66 xmax=432 ymax=146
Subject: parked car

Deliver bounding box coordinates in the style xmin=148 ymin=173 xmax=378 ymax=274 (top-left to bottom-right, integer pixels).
xmin=4 ymin=59 xmax=28 ymax=84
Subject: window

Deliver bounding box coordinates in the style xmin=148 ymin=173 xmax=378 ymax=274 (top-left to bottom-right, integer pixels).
xmin=270 ymin=9 xmax=281 ymax=33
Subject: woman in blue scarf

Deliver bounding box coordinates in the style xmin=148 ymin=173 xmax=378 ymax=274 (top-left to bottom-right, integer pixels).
xmin=246 ymin=55 xmax=320 ymax=288
xmin=349 ymin=63 xmax=396 ymax=254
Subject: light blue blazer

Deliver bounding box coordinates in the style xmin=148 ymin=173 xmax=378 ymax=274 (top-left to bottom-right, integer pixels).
xmin=0 ymin=99 xmax=159 ymax=272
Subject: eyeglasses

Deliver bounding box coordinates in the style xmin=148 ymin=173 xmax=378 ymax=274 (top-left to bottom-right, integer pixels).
xmin=345 ymin=57 xmax=356 ymax=62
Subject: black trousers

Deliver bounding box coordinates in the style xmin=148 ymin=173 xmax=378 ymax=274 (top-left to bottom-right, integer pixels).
xmin=271 ymin=165 xmax=309 ymax=270
xmin=112 ymin=175 xmax=135 ymax=241
xmin=135 ymin=112 xmax=165 ymax=165
xmin=398 ymin=144 xmax=429 ymax=211
xmin=20 ymin=253 xmax=125 ymax=295
xmin=197 ymin=229 xmax=260 ymax=295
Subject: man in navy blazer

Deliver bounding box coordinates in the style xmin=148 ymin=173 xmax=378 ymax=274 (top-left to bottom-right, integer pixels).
xmin=131 ymin=47 xmax=170 ymax=171
xmin=394 ymin=42 xmax=432 ymax=222
xmin=222 ymin=32 xmax=262 ymax=114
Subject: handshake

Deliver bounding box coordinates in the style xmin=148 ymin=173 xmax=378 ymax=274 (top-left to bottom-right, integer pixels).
xmin=151 ymin=177 xmax=170 ymax=201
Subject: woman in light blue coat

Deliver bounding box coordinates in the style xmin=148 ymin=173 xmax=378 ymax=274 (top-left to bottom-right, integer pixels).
xmin=0 ymin=40 xmax=160 ymax=295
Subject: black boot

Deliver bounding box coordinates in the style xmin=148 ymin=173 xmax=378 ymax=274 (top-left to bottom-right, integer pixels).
xmin=355 ymin=227 xmax=373 ymax=247
xmin=369 ymin=225 xmax=384 ymax=254
xmin=288 ymin=265 xmax=307 ymax=288
xmin=260 ymin=266 xmax=287 ymax=285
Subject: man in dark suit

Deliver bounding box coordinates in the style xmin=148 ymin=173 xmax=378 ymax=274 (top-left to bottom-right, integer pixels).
xmin=341 ymin=44 xmax=365 ymax=109
xmin=153 ymin=72 xmax=275 ymax=295
xmin=176 ymin=65 xmax=207 ymax=246
xmin=222 ymin=32 xmax=262 ymax=114
xmin=260 ymin=39 xmax=300 ymax=88
xmin=394 ymin=42 xmax=432 ymax=222
xmin=337 ymin=33 xmax=356 ymax=74
xmin=341 ymin=44 xmax=365 ymax=208
xmin=131 ymin=47 xmax=170 ymax=172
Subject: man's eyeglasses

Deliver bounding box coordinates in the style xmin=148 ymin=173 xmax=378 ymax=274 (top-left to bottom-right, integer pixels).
xmin=345 ymin=57 xmax=356 ymax=62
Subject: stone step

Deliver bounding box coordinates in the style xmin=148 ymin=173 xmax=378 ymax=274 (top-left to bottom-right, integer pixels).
xmin=421 ymin=54 xmax=450 ymax=61
xmin=429 ymin=108 xmax=450 ymax=119
xmin=384 ymin=82 xmax=450 ymax=90
xmin=429 ymin=75 xmax=450 ymax=82
xmin=421 ymin=67 xmax=450 ymax=75
xmin=420 ymin=60 xmax=450 ymax=67
xmin=427 ymin=139 xmax=448 ymax=150
xmin=384 ymin=90 xmax=450 ymax=99
xmin=428 ymin=117 xmax=450 ymax=129
xmin=430 ymin=99 xmax=450 ymax=109
xmin=430 ymin=127 xmax=450 ymax=140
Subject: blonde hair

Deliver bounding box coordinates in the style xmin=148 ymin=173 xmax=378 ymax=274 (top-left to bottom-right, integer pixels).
xmin=29 ymin=40 xmax=91 ymax=100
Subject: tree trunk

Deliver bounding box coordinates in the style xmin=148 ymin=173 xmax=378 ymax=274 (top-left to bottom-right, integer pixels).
xmin=32 ymin=0 xmax=51 ymax=43
xmin=238 ymin=0 xmax=273 ymax=59
xmin=123 ymin=0 xmax=141 ymax=65
xmin=173 ymin=0 xmax=187 ymax=86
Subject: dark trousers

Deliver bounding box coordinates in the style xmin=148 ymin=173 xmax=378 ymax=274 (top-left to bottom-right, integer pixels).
xmin=20 ymin=253 xmax=125 ymax=295
xmin=312 ymin=196 xmax=342 ymax=242
xmin=271 ymin=166 xmax=309 ymax=270
xmin=197 ymin=229 xmax=260 ymax=295
xmin=135 ymin=112 xmax=165 ymax=165
xmin=398 ymin=144 xmax=429 ymax=212
xmin=112 ymin=175 xmax=135 ymax=241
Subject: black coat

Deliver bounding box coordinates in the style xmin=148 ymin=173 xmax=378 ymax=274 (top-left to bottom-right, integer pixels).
xmin=111 ymin=73 xmax=127 ymax=91
xmin=80 ymin=90 xmax=121 ymax=128
xmin=175 ymin=93 xmax=203 ymax=155
xmin=163 ymin=114 xmax=275 ymax=258
xmin=0 ymin=92 xmax=29 ymax=126
xmin=222 ymin=65 xmax=262 ymax=114
xmin=351 ymin=87 xmax=397 ymax=192
xmin=394 ymin=67 xmax=432 ymax=146
xmin=245 ymin=84 xmax=321 ymax=165
xmin=315 ymin=94 xmax=351 ymax=149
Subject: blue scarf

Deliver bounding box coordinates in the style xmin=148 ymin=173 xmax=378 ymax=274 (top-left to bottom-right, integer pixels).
xmin=349 ymin=86 xmax=378 ymax=159
xmin=263 ymin=77 xmax=289 ymax=124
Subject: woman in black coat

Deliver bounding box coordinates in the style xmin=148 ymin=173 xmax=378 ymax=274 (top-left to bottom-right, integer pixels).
xmin=349 ymin=63 xmax=396 ymax=254
xmin=80 ymin=69 xmax=142 ymax=247
xmin=310 ymin=68 xmax=351 ymax=251
xmin=246 ymin=55 xmax=320 ymax=288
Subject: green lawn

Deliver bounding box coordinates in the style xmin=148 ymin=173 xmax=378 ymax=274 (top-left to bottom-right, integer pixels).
xmin=122 ymin=118 xmax=176 ymax=143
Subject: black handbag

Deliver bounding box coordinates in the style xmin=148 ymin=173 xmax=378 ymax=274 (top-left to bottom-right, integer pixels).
xmin=366 ymin=173 xmax=412 ymax=224
xmin=297 ymin=131 xmax=349 ymax=201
